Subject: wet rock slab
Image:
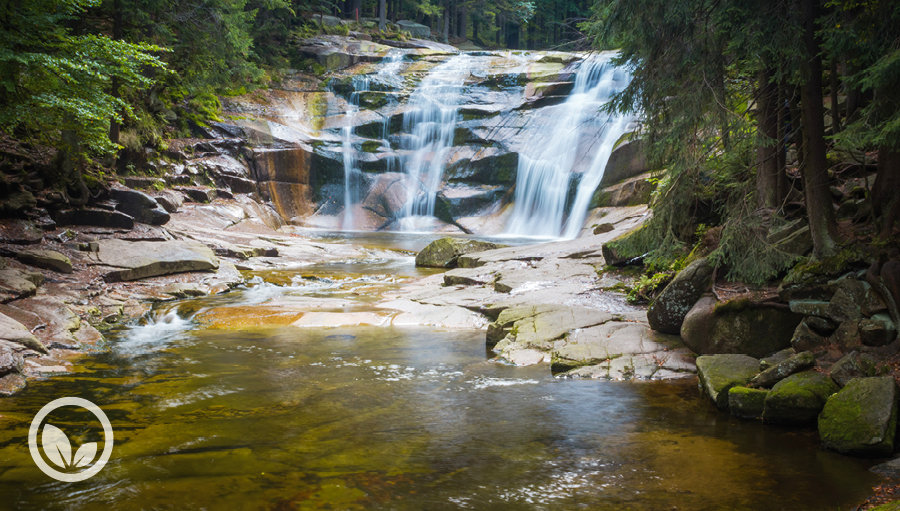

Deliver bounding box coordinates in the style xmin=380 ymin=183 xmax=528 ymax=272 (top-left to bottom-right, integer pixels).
xmin=96 ymin=239 xmax=219 ymax=281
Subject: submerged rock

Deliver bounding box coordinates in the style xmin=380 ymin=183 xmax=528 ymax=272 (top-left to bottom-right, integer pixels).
xmin=647 ymin=257 xmax=713 ymax=335
xmin=97 ymin=239 xmax=219 ymax=281
xmin=696 ymin=354 xmax=760 ymax=410
xmin=818 ymin=376 xmax=897 ymax=456
xmin=681 ymin=295 xmax=802 ymax=357
xmin=763 ymin=371 xmax=838 ymax=425
xmin=415 ymin=237 xmax=505 ymax=268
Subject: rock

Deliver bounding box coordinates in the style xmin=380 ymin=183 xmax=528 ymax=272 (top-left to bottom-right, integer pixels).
xmin=870 ymin=457 xmax=900 ymax=478
xmin=487 ymin=304 xmax=615 ymax=349
xmin=0 ymin=219 xmax=44 ymax=244
xmin=827 ymin=277 xmax=868 ymax=323
xmin=176 ymin=187 xmax=218 ymax=203
xmin=590 ymin=173 xmax=654 ymax=208
xmin=749 ymin=351 xmax=815 ymax=388
xmin=696 ymin=354 xmax=760 ymax=410
xmin=0 ymin=268 xmax=41 ymax=302
xmin=52 ymin=208 xmax=135 ymax=229
xmin=0 ymin=373 xmax=26 ymax=396
xmin=415 ymin=237 xmax=506 ymax=268
xmin=681 ymin=295 xmax=802 ymax=357
xmin=396 ymin=20 xmax=432 ymax=38
xmin=0 ymin=312 xmax=47 ymax=353
xmin=763 ymin=371 xmax=838 ymax=425
xmin=789 ymin=299 xmax=832 ymax=318
xmin=593 ymin=223 xmax=615 ymax=234
xmin=831 ymin=320 xmax=861 ymax=350
xmin=728 ymin=386 xmax=769 ymax=419
xmin=97 ymin=239 xmax=219 ymax=281
xmin=760 ymin=348 xmax=794 ymax=370
xmin=360 ymin=172 xmax=413 ymax=221
xmin=601 ymin=226 xmax=644 ymax=266
xmin=111 ymin=186 xmax=171 ymax=225
xmin=599 ymin=139 xmax=649 ymax=188
xmin=770 ymin=224 xmax=813 ymax=256
xmin=804 ymin=315 xmax=837 ymax=336
xmin=859 ymin=314 xmax=897 ymax=346
xmin=154 ymin=190 xmax=185 ymax=213
xmin=818 ymin=376 xmax=897 ymax=456
xmin=0 ymin=342 xmax=24 ymax=376
xmin=790 ymin=319 xmax=827 ymax=351
xmin=830 ymin=351 xmax=879 ymax=387
xmin=15 ymin=249 xmax=72 ymax=273
xmin=647 ymin=257 xmax=713 ymax=334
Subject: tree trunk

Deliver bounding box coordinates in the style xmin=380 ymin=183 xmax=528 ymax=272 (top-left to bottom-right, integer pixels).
xmin=109 ymin=0 xmax=123 ymax=149
xmin=756 ymin=69 xmax=783 ymax=210
xmin=442 ymin=1 xmax=449 ymax=43
xmin=830 ymin=59 xmax=841 ymax=134
xmin=457 ymin=5 xmax=466 ymax=39
xmin=799 ymin=0 xmax=837 ymax=258
xmin=874 ymin=148 xmax=900 ymax=237
xmin=378 ymin=0 xmax=386 ymax=30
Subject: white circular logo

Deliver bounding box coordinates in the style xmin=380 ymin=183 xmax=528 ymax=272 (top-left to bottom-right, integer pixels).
xmin=28 ymin=397 xmax=114 ymax=482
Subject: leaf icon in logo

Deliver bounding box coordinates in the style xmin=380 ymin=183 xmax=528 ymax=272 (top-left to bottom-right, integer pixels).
xmin=41 ymin=424 xmax=72 ymax=470
xmin=72 ymin=442 xmax=97 ymax=468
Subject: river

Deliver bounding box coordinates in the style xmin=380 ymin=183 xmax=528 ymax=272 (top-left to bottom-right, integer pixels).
xmin=0 ymin=233 xmax=878 ymax=509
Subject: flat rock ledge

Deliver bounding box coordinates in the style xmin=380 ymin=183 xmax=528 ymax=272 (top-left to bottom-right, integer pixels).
xmin=96 ymin=239 xmax=219 ymax=281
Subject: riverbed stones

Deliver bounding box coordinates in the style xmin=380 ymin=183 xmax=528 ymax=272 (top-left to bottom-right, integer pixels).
xmin=0 ymin=312 xmax=46 ymax=353
xmin=415 ymin=237 xmax=505 ymax=268
xmin=0 ymin=268 xmax=42 ymax=303
xmin=97 ymin=239 xmax=219 ymax=281
xmin=15 ymin=249 xmax=72 ymax=273
xmin=696 ymin=354 xmax=760 ymax=410
xmin=728 ymin=386 xmax=769 ymax=419
xmin=749 ymin=351 xmax=815 ymax=388
xmin=0 ymin=342 xmax=24 ymax=376
xmin=818 ymin=376 xmax=898 ymax=456
xmin=830 ymin=351 xmax=879 ymax=387
xmin=487 ymin=304 xmax=615 ymax=349
xmin=0 ymin=373 xmax=26 ymax=396
xmin=647 ymin=257 xmax=713 ymax=334
xmin=681 ymin=295 xmax=802 ymax=357
xmin=763 ymin=371 xmax=839 ymax=425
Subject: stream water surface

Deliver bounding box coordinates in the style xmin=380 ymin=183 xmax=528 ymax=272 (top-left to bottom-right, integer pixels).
xmin=0 ymin=234 xmax=880 ymax=509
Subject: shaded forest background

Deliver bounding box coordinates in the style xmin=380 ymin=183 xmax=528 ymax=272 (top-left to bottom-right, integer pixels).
xmin=0 ymin=0 xmax=898 ymax=285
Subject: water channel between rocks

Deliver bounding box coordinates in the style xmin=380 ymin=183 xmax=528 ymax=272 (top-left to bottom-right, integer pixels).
xmin=0 ymin=233 xmax=879 ymax=509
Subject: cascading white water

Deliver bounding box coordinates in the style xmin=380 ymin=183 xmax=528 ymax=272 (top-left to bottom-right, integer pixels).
xmin=340 ymin=50 xmax=406 ymax=230
xmin=505 ymin=54 xmax=632 ymax=239
xmin=397 ymin=54 xmax=471 ymax=229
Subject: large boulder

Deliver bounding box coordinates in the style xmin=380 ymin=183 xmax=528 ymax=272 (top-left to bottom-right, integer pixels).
xmin=111 ymin=186 xmax=171 ymax=225
xmin=647 ymin=257 xmax=713 ymax=334
xmin=396 ymin=20 xmax=431 ymax=38
xmin=0 ymin=268 xmax=42 ymax=303
xmin=748 ymin=351 xmax=815 ymax=388
xmin=15 ymin=249 xmax=72 ymax=273
xmin=52 ymin=208 xmax=134 ymax=229
xmin=415 ymin=237 xmax=506 ymax=268
xmin=97 ymin=239 xmax=219 ymax=281
xmin=599 ymin=139 xmax=649 ymax=188
xmin=728 ymin=386 xmax=769 ymax=420
xmin=681 ymin=295 xmax=803 ymax=358
xmin=763 ymin=371 xmax=839 ymax=425
xmin=0 ymin=312 xmax=47 ymax=353
xmin=818 ymin=376 xmax=897 ymax=456
xmin=830 ymin=351 xmax=879 ymax=387
xmin=696 ymin=354 xmax=760 ymax=410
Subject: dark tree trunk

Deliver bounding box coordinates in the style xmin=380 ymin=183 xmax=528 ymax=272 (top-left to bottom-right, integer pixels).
xmin=109 ymin=0 xmax=123 ymax=149
xmin=874 ymin=148 xmax=900 ymax=237
xmin=378 ymin=0 xmax=386 ymax=29
xmin=457 ymin=6 xmax=466 ymax=39
xmin=442 ymin=0 xmax=450 ymax=43
xmin=756 ymin=69 xmax=784 ymax=210
xmin=799 ymin=0 xmax=838 ymax=257
xmin=830 ymin=59 xmax=841 ymax=133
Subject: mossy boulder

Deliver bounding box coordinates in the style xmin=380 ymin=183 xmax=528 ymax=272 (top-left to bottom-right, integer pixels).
xmin=681 ymin=295 xmax=803 ymax=357
xmin=415 ymin=238 xmax=506 ymax=268
xmin=696 ymin=354 xmax=761 ymax=410
xmin=763 ymin=371 xmax=839 ymax=425
xmin=818 ymin=376 xmax=897 ymax=456
xmin=830 ymin=351 xmax=879 ymax=387
xmin=15 ymin=249 xmax=72 ymax=274
xmin=647 ymin=257 xmax=713 ymax=334
xmin=748 ymin=351 xmax=815 ymax=388
xmin=728 ymin=386 xmax=769 ymax=420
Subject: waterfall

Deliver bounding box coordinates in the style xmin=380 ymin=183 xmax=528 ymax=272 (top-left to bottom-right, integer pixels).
xmin=504 ymin=54 xmax=632 ymax=239
xmin=397 ymin=53 xmax=471 ymax=229
xmin=340 ymin=50 xmax=405 ymax=230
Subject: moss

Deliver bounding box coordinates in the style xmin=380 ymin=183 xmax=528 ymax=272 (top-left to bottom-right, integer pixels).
xmin=713 ymin=297 xmax=753 ymax=314
xmin=782 ymin=247 xmax=866 ymax=287
xmin=360 ymin=140 xmax=381 ymax=153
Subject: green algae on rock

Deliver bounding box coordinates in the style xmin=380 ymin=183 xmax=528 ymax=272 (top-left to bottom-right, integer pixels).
xmin=763 ymin=371 xmax=839 ymax=425
xmin=818 ymin=376 xmax=898 ymax=456
xmin=414 ymin=237 xmax=505 ymax=268
xmin=696 ymin=354 xmax=760 ymax=410
xmin=728 ymin=386 xmax=769 ymax=420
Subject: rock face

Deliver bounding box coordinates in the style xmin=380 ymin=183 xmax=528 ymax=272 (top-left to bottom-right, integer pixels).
xmin=681 ymin=295 xmax=802 ymax=357
xmin=0 ymin=312 xmax=47 ymax=353
xmin=599 ymin=139 xmax=650 ymax=187
xmin=15 ymin=249 xmax=73 ymax=273
xmin=818 ymin=376 xmax=897 ymax=456
xmin=696 ymin=354 xmax=760 ymax=410
xmin=0 ymin=342 xmax=25 ymax=376
xmin=415 ymin=237 xmax=505 ymax=268
xmin=647 ymin=257 xmax=713 ymax=334
xmin=97 ymin=239 xmax=219 ymax=281
xmin=763 ymin=371 xmax=839 ymax=425
xmin=0 ymin=268 xmax=42 ymax=302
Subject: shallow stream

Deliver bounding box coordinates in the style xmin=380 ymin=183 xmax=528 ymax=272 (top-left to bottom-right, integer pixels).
xmin=0 ymin=234 xmax=879 ymax=509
